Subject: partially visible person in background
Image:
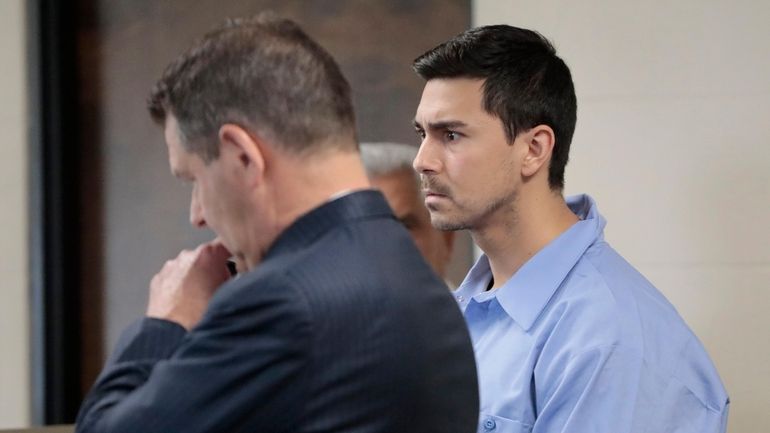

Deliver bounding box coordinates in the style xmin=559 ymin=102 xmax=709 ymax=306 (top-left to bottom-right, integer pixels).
xmin=360 ymin=142 xmax=455 ymax=284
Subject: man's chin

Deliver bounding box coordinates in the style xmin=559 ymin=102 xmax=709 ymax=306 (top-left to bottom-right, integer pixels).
xmin=429 ymin=213 xmax=467 ymax=232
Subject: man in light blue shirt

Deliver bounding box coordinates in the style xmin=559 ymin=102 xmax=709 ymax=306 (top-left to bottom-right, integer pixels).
xmin=411 ymin=25 xmax=729 ymax=432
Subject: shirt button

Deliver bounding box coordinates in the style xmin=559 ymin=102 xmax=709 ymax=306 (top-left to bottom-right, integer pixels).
xmin=483 ymin=418 xmax=496 ymax=430
xmin=456 ymin=295 xmax=464 ymax=302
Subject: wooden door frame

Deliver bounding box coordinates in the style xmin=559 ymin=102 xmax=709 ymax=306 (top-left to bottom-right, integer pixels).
xmin=27 ymin=0 xmax=87 ymax=424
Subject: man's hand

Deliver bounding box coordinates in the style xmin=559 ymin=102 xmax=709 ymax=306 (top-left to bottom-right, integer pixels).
xmin=147 ymin=240 xmax=233 ymax=330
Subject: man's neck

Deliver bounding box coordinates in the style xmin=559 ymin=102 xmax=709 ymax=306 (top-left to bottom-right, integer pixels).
xmin=472 ymin=190 xmax=578 ymax=290
xmin=243 ymin=146 xmax=371 ymax=269
xmin=270 ymin=148 xmax=371 ymax=233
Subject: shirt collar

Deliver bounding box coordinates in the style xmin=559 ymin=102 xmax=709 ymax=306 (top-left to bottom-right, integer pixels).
xmin=265 ymin=189 xmax=394 ymax=260
xmin=455 ymin=194 xmax=606 ymax=331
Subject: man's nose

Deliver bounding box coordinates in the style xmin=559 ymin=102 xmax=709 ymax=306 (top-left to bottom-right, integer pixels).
xmin=190 ymin=188 xmax=206 ymax=228
xmin=413 ymin=139 xmax=440 ymax=175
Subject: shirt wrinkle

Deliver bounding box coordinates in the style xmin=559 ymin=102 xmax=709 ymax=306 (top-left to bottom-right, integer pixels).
xmin=464 ymin=194 xmax=728 ymax=433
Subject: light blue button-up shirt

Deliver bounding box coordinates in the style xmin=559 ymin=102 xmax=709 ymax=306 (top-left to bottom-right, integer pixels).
xmin=456 ymin=194 xmax=729 ymax=433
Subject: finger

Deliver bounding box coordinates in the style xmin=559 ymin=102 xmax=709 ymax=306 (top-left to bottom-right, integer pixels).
xmin=208 ymin=237 xmax=232 ymax=255
xmin=201 ymin=241 xmax=233 ymax=264
xmin=178 ymin=248 xmax=196 ymax=262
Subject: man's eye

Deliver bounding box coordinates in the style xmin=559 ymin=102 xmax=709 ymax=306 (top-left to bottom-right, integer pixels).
xmin=415 ymin=129 xmax=426 ymax=139
xmin=446 ymin=131 xmax=458 ymax=141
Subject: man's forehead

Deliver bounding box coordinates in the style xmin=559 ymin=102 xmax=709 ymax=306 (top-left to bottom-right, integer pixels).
xmin=162 ymin=115 xmax=195 ymax=178
xmin=422 ymin=77 xmax=484 ymax=95
xmin=164 ymin=122 xmax=180 ymax=160
xmin=415 ymin=78 xmax=485 ymax=123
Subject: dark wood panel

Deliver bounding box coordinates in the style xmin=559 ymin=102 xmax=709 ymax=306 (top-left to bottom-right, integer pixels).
xmin=28 ymin=0 xmax=88 ymax=424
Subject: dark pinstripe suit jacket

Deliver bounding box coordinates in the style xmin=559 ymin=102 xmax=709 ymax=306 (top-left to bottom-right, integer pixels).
xmin=76 ymin=190 xmax=479 ymax=433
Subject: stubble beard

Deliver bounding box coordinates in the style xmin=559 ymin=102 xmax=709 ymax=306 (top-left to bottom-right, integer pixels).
xmin=422 ymin=176 xmax=465 ymax=231
xmin=427 ymin=186 xmax=518 ymax=232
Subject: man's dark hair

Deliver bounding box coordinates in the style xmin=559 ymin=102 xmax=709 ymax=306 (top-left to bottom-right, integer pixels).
xmin=413 ymin=25 xmax=577 ymax=190
xmin=148 ymin=12 xmax=357 ymax=162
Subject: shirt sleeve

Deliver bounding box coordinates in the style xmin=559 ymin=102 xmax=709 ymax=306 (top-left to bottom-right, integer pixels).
xmin=532 ymin=344 xmax=728 ymax=433
xmin=75 ymin=275 xmax=312 ymax=433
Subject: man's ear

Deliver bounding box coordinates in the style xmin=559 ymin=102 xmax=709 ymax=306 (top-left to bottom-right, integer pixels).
xmin=218 ymin=124 xmax=266 ymax=186
xmin=520 ymin=124 xmax=555 ymax=178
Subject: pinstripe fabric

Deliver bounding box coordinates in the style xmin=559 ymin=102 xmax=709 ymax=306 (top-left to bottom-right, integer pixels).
xmin=76 ymin=190 xmax=478 ymax=433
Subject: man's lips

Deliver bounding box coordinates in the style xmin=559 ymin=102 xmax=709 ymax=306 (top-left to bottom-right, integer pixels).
xmin=421 ymin=177 xmax=451 ymax=200
xmin=423 ymin=190 xmax=446 ymax=197
xmin=423 ymin=190 xmax=450 ymax=207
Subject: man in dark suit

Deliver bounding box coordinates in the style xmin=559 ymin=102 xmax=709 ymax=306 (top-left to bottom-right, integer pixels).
xmin=75 ymin=13 xmax=478 ymax=433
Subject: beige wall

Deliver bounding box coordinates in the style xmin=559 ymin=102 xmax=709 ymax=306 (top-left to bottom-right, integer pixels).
xmin=0 ymin=0 xmax=29 ymax=429
xmin=474 ymin=1 xmax=770 ymax=432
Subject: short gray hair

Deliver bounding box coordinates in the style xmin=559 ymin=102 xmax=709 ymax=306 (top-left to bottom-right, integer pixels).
xmin=360 ymin=142 xmax=419 ymax=179
xmin=148 ymin=13 xmax=356 ymax=162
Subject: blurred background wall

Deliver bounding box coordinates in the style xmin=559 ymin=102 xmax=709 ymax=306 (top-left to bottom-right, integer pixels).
xmin=1 ymin=0 xmax=768 ymax=432
xmin=474 ymin=1 xmax=770 ymax=432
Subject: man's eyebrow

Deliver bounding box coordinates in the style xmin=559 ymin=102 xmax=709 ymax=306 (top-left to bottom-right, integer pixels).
xmin=413 ymin=119 xmax=468 ymax=130
xmin=171 ymin=167 xmax=191 ymax=181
